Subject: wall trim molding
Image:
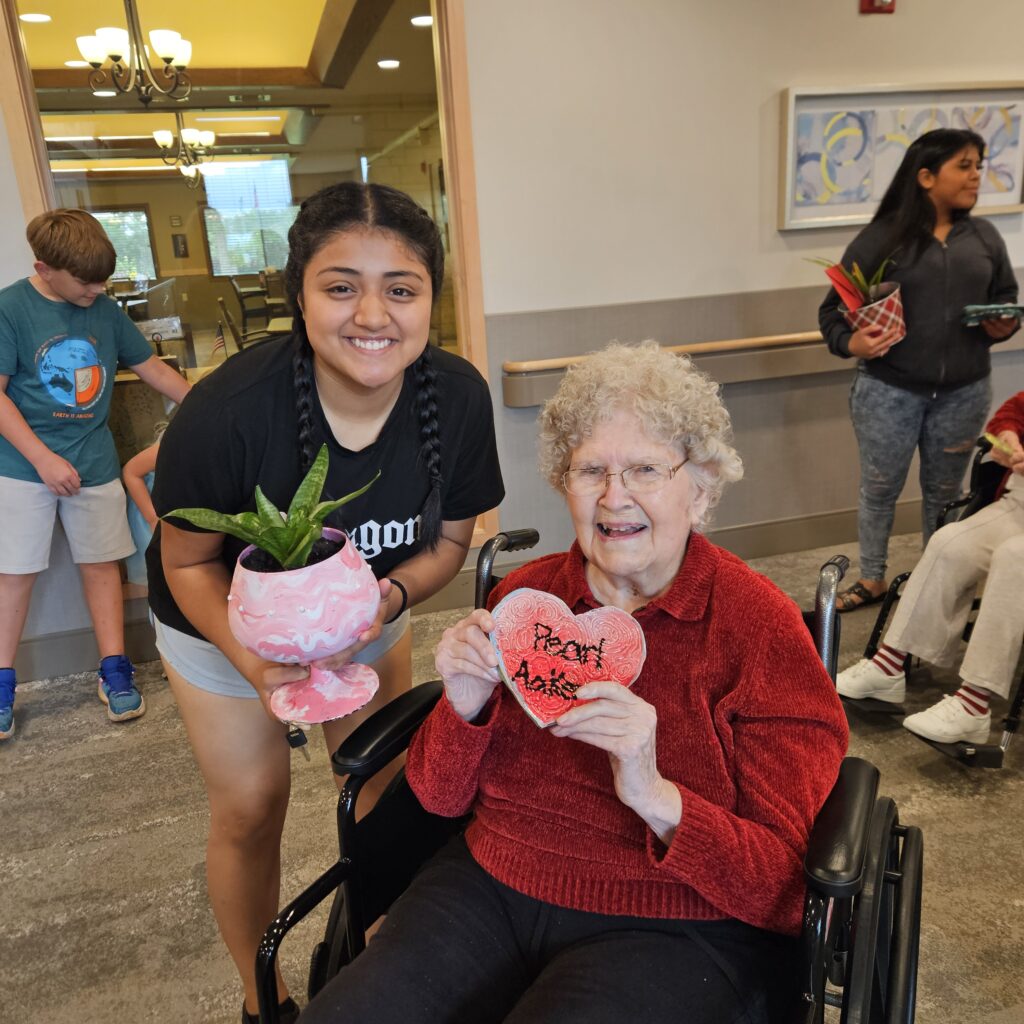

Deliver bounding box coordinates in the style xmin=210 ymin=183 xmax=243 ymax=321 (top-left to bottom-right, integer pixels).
xmin=707 ymin=499 xmax=922 ymax=561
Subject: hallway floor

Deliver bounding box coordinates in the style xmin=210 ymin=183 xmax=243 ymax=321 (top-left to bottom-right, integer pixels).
xmin=3 ymin=533 xmax=1022 ymax=1023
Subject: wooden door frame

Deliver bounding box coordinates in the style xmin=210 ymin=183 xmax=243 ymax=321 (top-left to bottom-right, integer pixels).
xmin=432 ymin=0 xmax=501 ymax=546
xmin=0 ymin=0 xmax=56 ymax=219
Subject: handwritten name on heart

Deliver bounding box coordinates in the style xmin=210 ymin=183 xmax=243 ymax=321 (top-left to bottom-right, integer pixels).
xmin=489 ymin=588 xmax=647 ymax=727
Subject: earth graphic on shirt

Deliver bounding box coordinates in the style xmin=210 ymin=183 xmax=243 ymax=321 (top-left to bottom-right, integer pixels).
xmin=37 ymin=336 xmax=104 ymax=409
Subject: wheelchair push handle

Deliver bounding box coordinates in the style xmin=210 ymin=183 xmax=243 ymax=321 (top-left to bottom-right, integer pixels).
xmin=495 ymin=528 xmax=541 ymax=552
xmin=820 ymin=554 xmax=850 ymax=577
xmin=475 ymin=530 xmax=540 ymax=609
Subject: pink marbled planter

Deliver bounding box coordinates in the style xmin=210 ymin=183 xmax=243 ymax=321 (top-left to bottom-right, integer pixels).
xmin=227 ymin=528 xmax=381 ymax=724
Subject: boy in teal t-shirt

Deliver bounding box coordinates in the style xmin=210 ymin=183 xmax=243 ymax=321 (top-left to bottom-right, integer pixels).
xmin=0 ymin=209 xmax=191 ymax=740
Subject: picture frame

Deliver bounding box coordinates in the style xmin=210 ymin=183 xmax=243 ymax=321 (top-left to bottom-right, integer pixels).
xmin=779 ymin=82 xmax=1024 ymax=230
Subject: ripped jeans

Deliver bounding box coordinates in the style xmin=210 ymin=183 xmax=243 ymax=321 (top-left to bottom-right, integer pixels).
xmin=849 ymin=371 xmax=992 ymax=581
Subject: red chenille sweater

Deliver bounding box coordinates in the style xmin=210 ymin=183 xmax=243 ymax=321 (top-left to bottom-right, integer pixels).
xmin=407 ymin=532 xmax=849 ymax=937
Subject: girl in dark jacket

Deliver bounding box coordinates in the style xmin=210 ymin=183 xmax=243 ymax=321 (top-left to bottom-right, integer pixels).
xmin=819 ymin=128 xmax=1019 ymax=611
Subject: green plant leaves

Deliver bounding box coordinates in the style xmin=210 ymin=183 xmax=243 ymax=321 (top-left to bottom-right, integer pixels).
xmin=162 ymin=444 xmax=380 ymax=570
xmin=807 ymin=253 xmax=896 ymax=304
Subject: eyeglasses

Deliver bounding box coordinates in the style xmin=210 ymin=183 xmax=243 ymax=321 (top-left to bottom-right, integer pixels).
xmin=561 ymin=460 xmax=688 ymax=496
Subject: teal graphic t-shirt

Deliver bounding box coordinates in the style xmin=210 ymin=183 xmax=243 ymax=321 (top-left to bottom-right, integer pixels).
xmin=0 ymin=278 xmax=154 ymax=486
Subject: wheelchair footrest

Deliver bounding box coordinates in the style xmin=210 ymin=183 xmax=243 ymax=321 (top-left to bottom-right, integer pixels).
xmin=912 ymin=733 xmax=1004 ymax=768
xmin=840 ymin=695 xmax=905 ymax=716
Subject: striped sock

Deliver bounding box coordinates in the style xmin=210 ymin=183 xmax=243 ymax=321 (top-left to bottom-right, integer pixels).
xmin=954 ymin=683 xmax=991 ymax=717
xmin=871 ymin=643 xmax=907 ymax=677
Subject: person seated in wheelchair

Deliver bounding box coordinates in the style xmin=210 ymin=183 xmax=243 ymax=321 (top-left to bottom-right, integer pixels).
xmin=301 ymin=341 xmax=848 ymax=1024
xmin=838 ymin=390 xmax=1024 ymax=745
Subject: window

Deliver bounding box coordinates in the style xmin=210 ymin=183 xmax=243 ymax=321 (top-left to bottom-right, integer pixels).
xmin=92 ymin=208 xmax=158 ymax=280
xmin=201 ymin=160 xmax=298 ymax=276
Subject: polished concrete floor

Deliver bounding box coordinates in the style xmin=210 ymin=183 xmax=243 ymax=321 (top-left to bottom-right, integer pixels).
xmin=3 ymin=533 xmax=1022 ymax=1023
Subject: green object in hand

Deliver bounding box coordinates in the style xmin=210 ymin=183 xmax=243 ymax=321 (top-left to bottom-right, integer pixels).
xmin=983 ymin=432 xmax=1018 ymax=458
xmin=961 ymin=304 xmax=1024 ymax=327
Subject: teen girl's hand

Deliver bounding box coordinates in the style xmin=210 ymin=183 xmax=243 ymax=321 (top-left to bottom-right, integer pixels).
xmin=314 ymin=577 xmax=396 ymax=672
xmin=991 ymin=430 xmax=1024 ymax=474
xmin=550 ymin=681 xmax=682 ymax=845
xmin=33 ymin=449 xmax=81 ymax=496
xmin=847 ymin=324 xmax=904 ymax=360
xmin=434 ymin=609 xmax=502 ymax=722
xmin=981 ymin=316 xmax=1019 ymax=341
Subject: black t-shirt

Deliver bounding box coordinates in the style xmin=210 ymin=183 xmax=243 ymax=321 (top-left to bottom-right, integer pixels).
xmin=148 ymin=337 xmax=505 ymax=640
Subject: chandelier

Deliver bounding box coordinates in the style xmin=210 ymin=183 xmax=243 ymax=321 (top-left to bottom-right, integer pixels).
xmin=154 ymin=112 xmax=215 ymax=188
xmin=76 ymin=0 xmax=193 ymax=106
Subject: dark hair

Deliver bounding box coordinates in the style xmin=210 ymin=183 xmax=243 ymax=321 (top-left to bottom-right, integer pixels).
xmin=26 ymin=209 xmax=116 ymax=282
xmin=285 ymin=181 xmax=446 ymax=549
xmin=872 ymin=128 xmax=986 ymax=263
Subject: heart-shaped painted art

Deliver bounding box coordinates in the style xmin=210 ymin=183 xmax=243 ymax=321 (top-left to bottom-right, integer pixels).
xmin=489 ymin=588 xmax=647 ymax=727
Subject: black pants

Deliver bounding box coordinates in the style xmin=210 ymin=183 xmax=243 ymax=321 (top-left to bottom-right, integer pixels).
xmin=301 ymin=838 xmax=798 ymax=1024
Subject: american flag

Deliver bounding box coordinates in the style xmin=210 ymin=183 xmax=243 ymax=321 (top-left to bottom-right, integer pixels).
xmin=211 ymin=320 xmax=226 ymax=358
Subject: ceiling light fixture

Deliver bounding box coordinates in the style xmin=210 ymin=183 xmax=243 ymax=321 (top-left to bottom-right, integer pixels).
xmin=19 ymin=13 xmax=52 ymax=23
xmin=64 ymin=60 xmax=90 ymax=68
xmin=377 ymin=59 xmax=400 ymax=70
xmin=44 ymin=135 xmax=95 ymax=142
xmin=410 ymin=15 xmax=433 ymax=27
xmin=194 ymin=115 xmax=281 ymax=123
xmin=76 ymin=1 xmax=192 ymax=106
xmin=153 ymin=111 xmax=214 ymax=188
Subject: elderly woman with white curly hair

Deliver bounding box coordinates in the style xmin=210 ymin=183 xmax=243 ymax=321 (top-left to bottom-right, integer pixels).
xmin=302 ymin=341 xmax=848 ymax=1024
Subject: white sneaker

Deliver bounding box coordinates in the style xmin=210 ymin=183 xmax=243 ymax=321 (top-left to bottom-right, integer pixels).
xmin=903 ymin=695 xmax=991 ymax=745
xmin=836 ymin=659 xmax=906 ymax=703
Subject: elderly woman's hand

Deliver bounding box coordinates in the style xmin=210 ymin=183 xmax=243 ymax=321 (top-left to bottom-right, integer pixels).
xmin=550 ymin=682 xmax=682 ymax=844
xmin=991 ymin=430 xmax=1024 ymax=474
xmin=435 ymin=608 xmax=502 ymax=722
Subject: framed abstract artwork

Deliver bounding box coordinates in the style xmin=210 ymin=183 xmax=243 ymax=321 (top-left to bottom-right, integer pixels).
xmin=779 ymin=83 xmax=1024 ymax=229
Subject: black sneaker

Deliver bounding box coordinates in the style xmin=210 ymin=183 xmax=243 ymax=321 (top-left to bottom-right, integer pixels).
xmin=242 ymin=996 xmax=300 ymax=1024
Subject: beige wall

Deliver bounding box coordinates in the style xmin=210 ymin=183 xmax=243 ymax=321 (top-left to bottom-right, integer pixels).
xmin=462 ymin=0 xmax=1024 ymax=316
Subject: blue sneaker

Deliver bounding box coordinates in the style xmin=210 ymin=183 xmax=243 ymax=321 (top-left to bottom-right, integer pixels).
xmin=97 ymin=655 xmax=145 ymax=722
xmin=0 ymin=668 xmax=15 ymax=740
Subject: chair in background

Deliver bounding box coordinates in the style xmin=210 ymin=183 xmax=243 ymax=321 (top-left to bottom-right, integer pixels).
xmin=260 ymin=268 xmax=289 ymax=317
xmin=255 ymin=532 xmax=921 ymax=1024
xmin=230 ymin=275 xmax=270 ymax=334
xmin=217 ymin=297 xmax=273 ymax=354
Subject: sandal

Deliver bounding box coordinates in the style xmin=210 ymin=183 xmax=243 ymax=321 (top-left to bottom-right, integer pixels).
xmin=836 ymin=580 xmax=887 ymax=613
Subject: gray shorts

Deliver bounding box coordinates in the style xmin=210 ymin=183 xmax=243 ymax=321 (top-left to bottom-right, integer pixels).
xmin=0 ymin=476 xmax=134 ymax=573
xmin=153 ymin=609 xmax=412 ymax=699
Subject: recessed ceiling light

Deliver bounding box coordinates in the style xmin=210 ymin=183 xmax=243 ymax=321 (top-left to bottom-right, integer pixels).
xmin=44 ymin=135 xmax=95 ymax=142
xmin=97 ymin=135 xmax=151 ymax=140
xmin=19 ymin=13 xmax=52 ymax=23
xmin=64 ymin=60 xmax=89 ymax=68
xmin=411 ymin=15 xmax=432 ymax=27
xmin=92 ymin=90 xmax=116 ymax=97
xmin=194 ymin=115 xmax=281 ymax=123
xmin=377 ymin=59 xmax=400 ymax=70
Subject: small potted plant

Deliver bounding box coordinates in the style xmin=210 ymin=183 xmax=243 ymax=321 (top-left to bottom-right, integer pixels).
xmin=165 ymin=445 xmax=382 ymax=724
xmin=809 ymin=254 xmax=906 ymax=342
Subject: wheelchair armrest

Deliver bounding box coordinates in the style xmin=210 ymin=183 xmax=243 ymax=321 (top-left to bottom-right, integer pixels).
xmin=331 ymin=680 xmax=444 ymax=778
xmin=804 ymin=756 xmax=880 ymax=898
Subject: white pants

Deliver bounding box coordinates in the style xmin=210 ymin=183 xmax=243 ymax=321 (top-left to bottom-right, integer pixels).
xmin=886 ymin=484 xmax=1024 ymax=699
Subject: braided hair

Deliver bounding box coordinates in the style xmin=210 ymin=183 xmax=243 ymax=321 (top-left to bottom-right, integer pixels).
xmin=285 ymin=182 xmax=446 ymax=548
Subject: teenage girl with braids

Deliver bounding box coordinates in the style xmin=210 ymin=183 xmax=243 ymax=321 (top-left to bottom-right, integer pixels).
xmin=145 ymin=182 xmax=504 ymax=1023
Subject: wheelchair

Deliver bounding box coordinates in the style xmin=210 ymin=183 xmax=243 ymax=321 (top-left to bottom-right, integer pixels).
xmin=256 ymin=531 xmax=922 ymax=1024
xmin=858 ymin=437 xmax=1024 ymax=769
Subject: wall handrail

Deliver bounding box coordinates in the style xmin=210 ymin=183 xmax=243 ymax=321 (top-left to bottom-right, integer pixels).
xmin=502 ymin=330 xmax=823 ymax=375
